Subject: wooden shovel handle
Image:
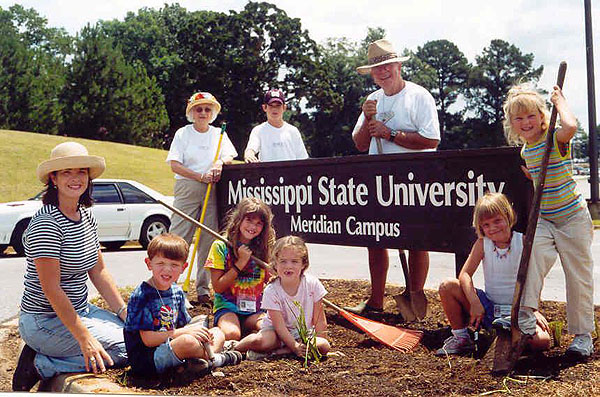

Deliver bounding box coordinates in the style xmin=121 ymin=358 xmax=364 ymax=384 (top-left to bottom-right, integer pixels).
xmin=510 ymin=62 xmax=567 ymax=334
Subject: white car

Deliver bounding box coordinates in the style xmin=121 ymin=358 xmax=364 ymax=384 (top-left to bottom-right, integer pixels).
xmin=0 ymin=179 xmax=174 ymax=255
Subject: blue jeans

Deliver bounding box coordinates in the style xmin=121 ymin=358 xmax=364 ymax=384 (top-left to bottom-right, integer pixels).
xmin=18 ymin=304 xmax=127 ymax=379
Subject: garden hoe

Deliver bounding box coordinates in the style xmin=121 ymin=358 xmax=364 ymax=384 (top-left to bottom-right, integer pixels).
xmin=159 ymin=199 xmax=423 ymax=353
xmin=491 ymin=61 xmax=567 ymax=375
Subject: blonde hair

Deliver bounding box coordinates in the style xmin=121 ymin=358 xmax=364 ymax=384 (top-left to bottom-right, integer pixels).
xmin=147 ymin=233 xmax=189 ymax=263
xmin=270 ymin=235 xmax=310 ymax=275
xmin=223 ymin=197 xmax=276 ymax=261
xmin=502 ymin=83 xmax=550 ymax=145
xmin=472 ymin=193 xmax=516 ymax=238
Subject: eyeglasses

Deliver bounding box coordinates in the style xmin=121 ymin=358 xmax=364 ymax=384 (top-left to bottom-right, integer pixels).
xmin=194 ymin=107 xmax=213 ymax=113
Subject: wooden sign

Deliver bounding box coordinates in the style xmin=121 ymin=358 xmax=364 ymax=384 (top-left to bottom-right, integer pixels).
xmin=217 ymin=147 xmax=530 ymax=270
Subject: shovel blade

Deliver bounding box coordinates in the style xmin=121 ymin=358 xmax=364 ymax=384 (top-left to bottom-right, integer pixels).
xmin=491 ymin=329 xmax=530 ymax=376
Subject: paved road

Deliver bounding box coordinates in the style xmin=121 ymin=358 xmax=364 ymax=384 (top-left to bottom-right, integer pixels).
xmin=2 ymin=235 xmax=600 ymax=323
xmin=2 ymin=177 xmax=598 ymax=322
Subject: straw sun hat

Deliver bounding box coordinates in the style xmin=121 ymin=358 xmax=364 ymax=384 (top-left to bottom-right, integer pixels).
xmin=37 ymin=142 xmax=106 ymax=184
xmin=356 ymin=39 xmax=410 ymax=75
xmin=185 ymin=91 xmax=222 ymax=122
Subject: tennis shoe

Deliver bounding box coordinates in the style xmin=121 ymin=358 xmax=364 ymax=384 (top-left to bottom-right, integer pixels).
xmin=435 ymin=335 xmax=475 ymax=356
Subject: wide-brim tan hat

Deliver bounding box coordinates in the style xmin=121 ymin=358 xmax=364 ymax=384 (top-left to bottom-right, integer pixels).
xmin=185 ymin=91 xmax=222 ymax=118
xmin=37 ymin=142 xmax=106 ymax=184
xmin=356 ymin=39 xmax=410 ymax=75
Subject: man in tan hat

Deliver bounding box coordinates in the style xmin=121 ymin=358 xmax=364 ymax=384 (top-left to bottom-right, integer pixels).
xmin=347 ymin=39 xmax=440 ymax=321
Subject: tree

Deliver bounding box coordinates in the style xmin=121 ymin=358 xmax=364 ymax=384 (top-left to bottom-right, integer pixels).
xmin=62 ymin=25 xmax=168 ymax=146
xmin=0 ymin=5 xmax=70 ymax=134
xmin=464 ymin=39 xmax=543 ymax=147
xmin=101 ymin=2 xmax=323 ymax=152
xmin=415 ymin=40 xmax=470 ymax=138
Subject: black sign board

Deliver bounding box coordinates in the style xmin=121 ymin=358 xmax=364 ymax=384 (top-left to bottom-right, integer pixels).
xmin=217 ymin=147 xmax=531 ymax=272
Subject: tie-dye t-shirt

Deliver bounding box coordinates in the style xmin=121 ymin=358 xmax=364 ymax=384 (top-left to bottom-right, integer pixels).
xmin=204 ymin=240 xmax=267 ymax=314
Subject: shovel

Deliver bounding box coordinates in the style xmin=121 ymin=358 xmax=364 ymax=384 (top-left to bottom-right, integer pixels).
xmin=158 ymin=199 xmax=423 ymax=353
xmin=491 ymin=61 xmax=567 ymax=375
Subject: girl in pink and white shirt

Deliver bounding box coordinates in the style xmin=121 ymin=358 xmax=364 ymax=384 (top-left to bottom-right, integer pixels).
xmin=234 ymin=236 xmax=330 ymax=359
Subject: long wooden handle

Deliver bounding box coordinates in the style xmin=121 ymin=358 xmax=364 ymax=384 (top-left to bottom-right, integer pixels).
xmin=159 ymin=199 xmax=276 ymax=274
xmin=510 ymin=61 xmax=567 ymax=334
xmin=182 ymin=123 xmax=227 ymax=293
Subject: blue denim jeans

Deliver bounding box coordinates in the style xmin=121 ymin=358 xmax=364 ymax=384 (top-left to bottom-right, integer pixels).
xmin=18 ymin=304 xmax=127 ymax=379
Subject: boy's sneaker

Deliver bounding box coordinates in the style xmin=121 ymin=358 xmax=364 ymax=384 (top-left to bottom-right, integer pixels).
xmin=223 ymin=340 xmax=239 ymax=352
xmin=246 ymin=350 xmax=270 ymax=361
xmin=435 ymin=335 xmax=475 ymax=356
xmin=566 ymin=334 xmax=594 ymax=359
xmin=12 ymin=344 xmax=41 ymax=391
xmin=186 ymin=358 xmax=210 ymax=375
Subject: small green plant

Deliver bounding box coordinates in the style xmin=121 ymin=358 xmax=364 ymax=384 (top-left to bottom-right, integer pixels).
xmin=548 ymin=320 xmax=564 ymax=347
xmin=292 ymin=301 xmax=322 ymax=367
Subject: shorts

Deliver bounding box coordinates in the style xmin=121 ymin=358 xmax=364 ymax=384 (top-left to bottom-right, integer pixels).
xmin=213 ymin=308 xmax=265 ymax=327
xmin=153 ymin=339 xmax=184 ymax=374
xmin=259 ymin=326 xmax=301 ymax=348
xmin=475 ymin=289 xmax=495 ymax=330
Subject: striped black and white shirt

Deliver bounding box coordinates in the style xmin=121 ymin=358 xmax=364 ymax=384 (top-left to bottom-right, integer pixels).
xmin=21 ymin=204 xmax=100 ymax=314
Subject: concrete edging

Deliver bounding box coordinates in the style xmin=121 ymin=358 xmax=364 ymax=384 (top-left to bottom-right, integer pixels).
xmin=2 ymin=317 xmax=136 ymax=394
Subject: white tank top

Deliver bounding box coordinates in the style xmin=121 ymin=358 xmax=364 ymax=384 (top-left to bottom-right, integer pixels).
xmin=482 ymin=231 xmax=523 ymax=305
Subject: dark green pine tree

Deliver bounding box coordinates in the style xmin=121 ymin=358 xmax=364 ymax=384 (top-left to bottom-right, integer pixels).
xmin=62 ymin=25 xmax=168 ymax=147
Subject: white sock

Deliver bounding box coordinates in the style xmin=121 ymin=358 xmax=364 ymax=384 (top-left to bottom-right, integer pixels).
xmin=211 ymin=353 xmax=225 ymax=367
xmin=452 ymin=328 xmax=469 ymax=339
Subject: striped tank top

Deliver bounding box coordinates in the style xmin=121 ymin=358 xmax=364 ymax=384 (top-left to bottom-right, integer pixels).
xmin=521 ymin=130 xmax=584 ymax=222
xmin=21 ymin=204 xmax=100 ymax=314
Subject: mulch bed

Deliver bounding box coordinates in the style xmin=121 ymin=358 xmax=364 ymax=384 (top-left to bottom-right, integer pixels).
xmin=2 ymin=279 xmax=600 ymax=396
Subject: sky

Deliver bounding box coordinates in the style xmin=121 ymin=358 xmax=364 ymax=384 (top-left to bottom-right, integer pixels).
xmin=2 ymin=0 xmax=599 ymax=132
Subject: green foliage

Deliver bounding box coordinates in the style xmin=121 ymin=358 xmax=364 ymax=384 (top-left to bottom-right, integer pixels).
xmin=0 ymin=4 xmax=557 ymax=155
xmin=62 ymin=25 xmax=169 ymax=147
xmin=572 ymin=121 xmax=589 ymax=161
xmin=415 ymin=40 xmax=470 ymax=140
xmin=464 ymin=39 xmax=543 ymax=147
xmin=292 ymin=301 xmax=322 ymax=367
xmin=0 ymin=5 xmax=70 ymax=134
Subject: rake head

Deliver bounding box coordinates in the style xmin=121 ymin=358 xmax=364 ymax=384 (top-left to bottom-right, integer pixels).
xmin=337 ymin=307 xmax=423 ymax=352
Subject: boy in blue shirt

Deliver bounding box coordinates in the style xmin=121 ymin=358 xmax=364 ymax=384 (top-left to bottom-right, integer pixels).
xmin=124 ymin=233 xmax=241 ymax=376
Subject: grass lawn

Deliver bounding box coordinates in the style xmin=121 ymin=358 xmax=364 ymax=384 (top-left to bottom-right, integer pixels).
xmin=0 ymin=130 xmax=175 ymax=202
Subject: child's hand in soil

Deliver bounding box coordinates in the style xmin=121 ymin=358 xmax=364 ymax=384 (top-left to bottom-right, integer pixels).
xmin=292 ymin=341 xmax=307 ymax=357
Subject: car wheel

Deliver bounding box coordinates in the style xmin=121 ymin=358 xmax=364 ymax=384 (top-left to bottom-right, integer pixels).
xmin=10 ymin=219 xmax=30 ymax=256
xmin=102 ymin=241 xmax=126 ymax=251
xmin=139 ymin=216 xmax=170 ymax=249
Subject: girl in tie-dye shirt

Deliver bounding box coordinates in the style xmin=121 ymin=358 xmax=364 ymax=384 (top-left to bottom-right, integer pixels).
xmin=205 ymin=197 xmax=275 ymax=341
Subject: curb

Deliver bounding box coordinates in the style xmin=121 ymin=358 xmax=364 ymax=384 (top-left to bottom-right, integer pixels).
xmin=40 ymin=373 xmax=134 ymax=394
xmin=2 ymin=317 xmax=137 ymax=394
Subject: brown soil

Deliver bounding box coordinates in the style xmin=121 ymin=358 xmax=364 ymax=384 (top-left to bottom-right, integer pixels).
xmin=2 ymin=279 xmax=600 ymax=396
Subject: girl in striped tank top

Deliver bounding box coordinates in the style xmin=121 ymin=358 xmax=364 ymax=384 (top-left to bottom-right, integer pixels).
xmin=502 ymin=84 xmax=595 ymax=358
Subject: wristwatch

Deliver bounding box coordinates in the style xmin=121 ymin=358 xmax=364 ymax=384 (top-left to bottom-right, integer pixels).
xmin=388 ymin=129 xmax=398 ymax=142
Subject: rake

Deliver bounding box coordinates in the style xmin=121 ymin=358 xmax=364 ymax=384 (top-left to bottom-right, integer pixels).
xmin=158 ymin=199 xmax=423 ymax=353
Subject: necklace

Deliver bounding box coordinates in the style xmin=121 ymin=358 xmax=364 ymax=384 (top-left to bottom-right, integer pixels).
xmin=378 ymin=92 xmax=399 ymax=125
xmin=148 ymin=279 xmax=175 ymax=331
xmin=377 ymin=80 xmax=405 ymax=125
xmin=493 ymin=244 xmax=511 ymax=260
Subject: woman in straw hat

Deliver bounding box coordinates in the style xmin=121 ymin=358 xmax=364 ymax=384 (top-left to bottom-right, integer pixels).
xmin=13 ymin=142 xmax=128 ymax=391
xmin=166 ymin=92 xmax=237 ymax=304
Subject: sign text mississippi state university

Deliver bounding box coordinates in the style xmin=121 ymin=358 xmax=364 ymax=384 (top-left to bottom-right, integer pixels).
xmin=217 ymin=147 xmax=530 ymax=256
